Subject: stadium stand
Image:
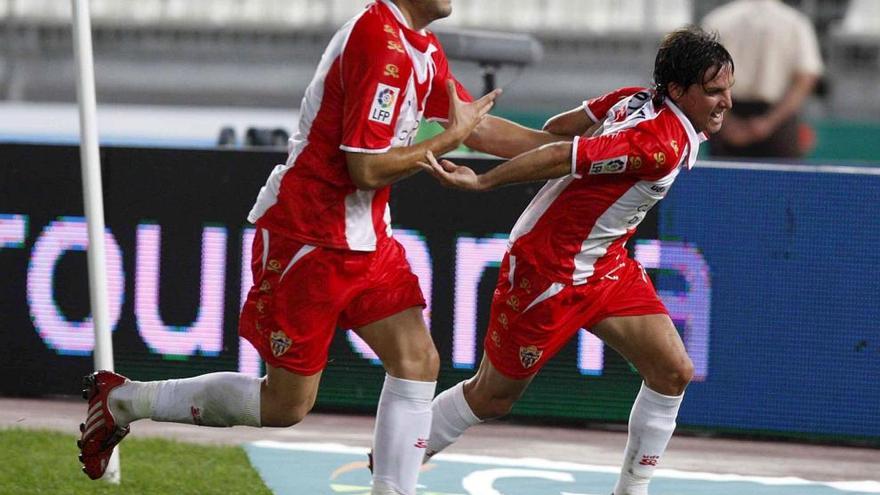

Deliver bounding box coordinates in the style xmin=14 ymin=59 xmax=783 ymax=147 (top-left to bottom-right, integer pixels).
xmin=0 ymin=1 xmax=878 ymax=135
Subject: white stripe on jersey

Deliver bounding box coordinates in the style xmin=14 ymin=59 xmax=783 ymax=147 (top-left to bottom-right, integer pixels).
xmin=508 ymin=175 xmax=577 ymax=248
xmin=507 ymin=254 xmax=517 ymax=290
xmin=339 ymin=145 xmax=392 ymax=154
xmin=261 ymin=228 xmax=270 ymax=273
xmin=572 ymin=166 xmax=680 ymax=284
xmin=345 ymin=189 xmax=378 ymax=250
xmin=383 ymin=204 xmax=392 ymax=237
xmin=523 ymin=282 xmax=565 ymax=313
xmin=247 ymin=12 xmax=364 ymax=225
xmin=666 ymin=101 xmax=702 ymax=169
xmin=280 ymin=244 xmax=317 ymax=282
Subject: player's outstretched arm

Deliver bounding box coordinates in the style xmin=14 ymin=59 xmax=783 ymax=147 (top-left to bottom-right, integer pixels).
xmin=346 ymin=81 xmax=500 ymax=190
xmin=420 ymin=140 xmax=572 ymax=192
xmin=463 ymin=115 xmax=567 ymax=159
xmin=543 ymin=105 xmax=596 ymax=136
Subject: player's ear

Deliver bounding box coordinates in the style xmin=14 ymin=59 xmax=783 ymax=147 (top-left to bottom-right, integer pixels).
xmin=667 ymin=82 xmax=685 ymax=102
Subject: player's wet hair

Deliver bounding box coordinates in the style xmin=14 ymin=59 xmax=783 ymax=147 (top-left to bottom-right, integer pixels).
xmin=653 ymin=26 xmax=733 ymax=99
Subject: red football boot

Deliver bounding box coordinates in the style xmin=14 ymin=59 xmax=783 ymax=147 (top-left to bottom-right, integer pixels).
xmin=77 ymin=370 xmax=131 ymax=480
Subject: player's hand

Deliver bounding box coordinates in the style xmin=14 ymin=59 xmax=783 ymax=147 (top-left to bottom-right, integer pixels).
xmin=446 ymin=80 xmax=501 ymax=144
xmin=747 ymin=115 xmax=776 ymax=141
xmin=719 ymin=115 xmax=754 ymax=147
xmin=418 ymin=150 xmax=484 ymax=191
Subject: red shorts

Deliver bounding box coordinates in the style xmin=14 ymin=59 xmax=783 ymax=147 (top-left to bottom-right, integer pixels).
xmin=239 ymin=228 xmax=426 ymax=375
xmin=485 ymin=253 xmax=667 ymax=379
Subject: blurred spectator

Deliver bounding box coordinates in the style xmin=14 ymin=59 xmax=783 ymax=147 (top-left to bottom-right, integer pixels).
xmin=244 ymin=127 xmax=289 ymax=147
xmin=703 ymin=0 xmax=824 ymax=159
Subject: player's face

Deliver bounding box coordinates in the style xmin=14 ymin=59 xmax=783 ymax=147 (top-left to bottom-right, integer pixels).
xmin=672 ymin=63 xmax=734 ymax=134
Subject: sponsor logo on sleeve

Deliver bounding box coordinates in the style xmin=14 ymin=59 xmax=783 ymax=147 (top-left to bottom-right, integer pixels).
xmin=384 ymin=63 xmax=400 ymax=79
xmin=589 ymin=156 xmax=627 ymax=175
xmin=653 ymin=151 xmax=666 ymax=166
xmin=369 ymin=84 xmax=399 ymax=125
xmin=387 ymin=40 xmax=405 ymax=53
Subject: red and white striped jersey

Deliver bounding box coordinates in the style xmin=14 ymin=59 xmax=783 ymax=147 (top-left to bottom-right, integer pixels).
xmin=247 ymin=0 xmax=470 ymax=251
xmin=508 ymin=87 xmax=707 ymax=285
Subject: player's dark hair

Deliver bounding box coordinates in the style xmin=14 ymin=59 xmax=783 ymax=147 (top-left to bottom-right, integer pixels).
xmin=653 ymin=26 xmax=733 ymax=99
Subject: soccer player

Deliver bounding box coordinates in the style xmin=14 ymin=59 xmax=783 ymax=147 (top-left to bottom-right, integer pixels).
xmin=76 ymin=1 xmax=561 ymax=494
xmin=419 ymin=27 xmax=734 ymax=495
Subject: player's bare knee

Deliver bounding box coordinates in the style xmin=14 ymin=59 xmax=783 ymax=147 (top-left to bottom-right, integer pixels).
xmin=648 ymin=358 xmax=694 ymax=395
xmin=387 ymin=345 xmax=440 ymax=381
xmin=672 ymin=356 xmax=695 ymax=389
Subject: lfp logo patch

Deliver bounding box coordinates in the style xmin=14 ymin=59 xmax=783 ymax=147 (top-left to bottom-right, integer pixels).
xmin=369 ymin=83 xmax=399 ymax=125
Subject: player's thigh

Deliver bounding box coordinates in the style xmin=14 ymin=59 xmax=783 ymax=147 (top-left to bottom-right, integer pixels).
xmin=591 ymin=314 xmax=693 ymax=391
xmin=465 ymin=352 xmax=534 ymax=419
xmin=344 ymin=238 xmax=436 ymax=380
xmin=261 ymin=364 xmax=323 ymax=426
xmin=354 ymin=306 xmax=438 ymax=381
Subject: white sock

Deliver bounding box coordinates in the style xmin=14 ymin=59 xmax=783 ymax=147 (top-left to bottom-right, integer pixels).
xmin=371 ymin=374 xmax=436 ymax=495
xmin=425 ymin=380 xmax=482 ymax=461
xmin=613 ymin=382 xmax=683 ymax=495
xmin=108 ymin=372 xmax=262 ymax=428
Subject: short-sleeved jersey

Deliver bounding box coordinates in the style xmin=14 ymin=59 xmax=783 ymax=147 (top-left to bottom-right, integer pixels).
xmin=247 ymin=0 xmax=471 ymax=251
xmin=508 ymin=87 xmax=707 ymax=285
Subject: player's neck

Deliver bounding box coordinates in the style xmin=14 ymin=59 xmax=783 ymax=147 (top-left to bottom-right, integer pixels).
xmin=389 ymin=0 xmax=431 ymax=31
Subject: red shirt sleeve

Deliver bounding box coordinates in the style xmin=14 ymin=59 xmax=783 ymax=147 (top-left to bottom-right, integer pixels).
xmin=424 ymin=40 xmax=474 ymax=122
xmin=340 ymin=17 xmax=410 ymax=153
xmin=572 ymin=125 xmax=680 ymax=181
xmin=584 ymin=86 xmax=647 ymax=123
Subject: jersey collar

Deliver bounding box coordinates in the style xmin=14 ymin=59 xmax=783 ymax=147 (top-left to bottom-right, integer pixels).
xmin=378 ymin=0 xmax=428 ymax=36
xmin=665 ymin=98 xmax=708 ymax=170
xmin=376 ymin=0 xmax=437 ymax=74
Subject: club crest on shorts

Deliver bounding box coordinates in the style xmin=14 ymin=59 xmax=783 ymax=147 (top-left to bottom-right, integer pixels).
xmin=519 ymin=345 xmax=542 ymax=369
xmin=270 ymin=330 xmax=292 ymax=357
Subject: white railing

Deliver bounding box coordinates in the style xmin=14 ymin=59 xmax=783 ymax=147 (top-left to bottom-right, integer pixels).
xmin=0 ymin=0 xmax=693 ymax=33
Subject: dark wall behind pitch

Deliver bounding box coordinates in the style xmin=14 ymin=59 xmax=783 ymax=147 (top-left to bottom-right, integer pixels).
xmin=3 ymin=143 xmax=878 ymax=445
